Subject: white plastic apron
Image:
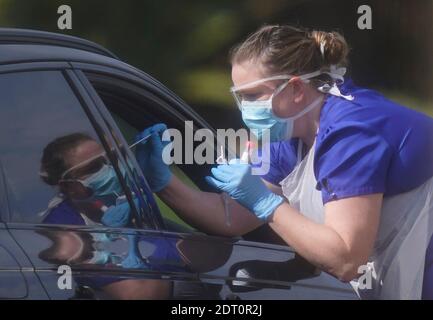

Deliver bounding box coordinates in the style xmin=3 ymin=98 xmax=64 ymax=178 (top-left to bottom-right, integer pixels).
xmin=279 ymin=138 xmax=433 ymax=299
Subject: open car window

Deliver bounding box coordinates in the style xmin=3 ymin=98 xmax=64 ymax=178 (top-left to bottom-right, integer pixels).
xmin=83 ymin=72 xmax=214 ymax=232
xmin=111 ymin=113 xmax=197 ymax=231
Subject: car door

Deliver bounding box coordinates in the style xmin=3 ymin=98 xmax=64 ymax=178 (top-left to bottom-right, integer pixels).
xmin=0 ymin=222 xmax=51 ymax=299
xmin=73 ymin=63 xmax=358 ymax=299
xmin=0 ymin=63 xmax=220 ymax=300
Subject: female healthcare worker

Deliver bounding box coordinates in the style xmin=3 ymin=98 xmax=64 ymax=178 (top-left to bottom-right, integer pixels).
xmin=136 ymin=25 xmax=433 ymax=299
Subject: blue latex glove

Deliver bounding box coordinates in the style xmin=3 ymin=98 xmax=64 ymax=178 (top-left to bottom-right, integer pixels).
xmin=135 ymin=123 xmax=172 ymax=192
xmin=101 ymin=198 xmax=139 ymax=228
xmin=205 ymin=159 xmax=284 ymax=221
xmin=121 ymin=234 xmax=149 ymax=269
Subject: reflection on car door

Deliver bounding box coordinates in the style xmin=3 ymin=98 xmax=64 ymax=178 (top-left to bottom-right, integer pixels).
xmin=7 ymin=226 xmax=211 ymax=299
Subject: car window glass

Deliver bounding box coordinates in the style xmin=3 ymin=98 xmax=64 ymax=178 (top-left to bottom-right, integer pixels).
xmin=111 ymin=114 xmax=197 ymax=230
xmin=85 ymin=74 xmax=199 ymax=231
xmin=0 ymin=71 xmax=140 ymax=227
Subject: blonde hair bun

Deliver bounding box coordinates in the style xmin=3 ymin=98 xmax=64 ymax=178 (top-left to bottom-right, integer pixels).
xmin=230 ymin=24 xmax=350 ymax=75
xmin=311 ymin=30 xmax=349 ymax=67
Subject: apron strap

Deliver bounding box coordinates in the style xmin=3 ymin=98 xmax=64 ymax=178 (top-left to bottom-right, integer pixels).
xmin=296 ymin=138 xmax=303 ymax=165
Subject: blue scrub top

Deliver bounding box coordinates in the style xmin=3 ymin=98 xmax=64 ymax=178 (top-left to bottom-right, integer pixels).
xmin=261 ymin=79 xmax=433 ymax=204
xmin=42 ymin=200 xmax=86 ymax=225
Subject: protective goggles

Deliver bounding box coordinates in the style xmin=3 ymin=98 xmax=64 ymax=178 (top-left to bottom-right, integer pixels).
xmin=229 ymin=66 xmax=347 ymax=109
xmin=60 ymin=153 xmax=110 ymax=181
xmin=39 ymin=134 xmax=153 ymax=182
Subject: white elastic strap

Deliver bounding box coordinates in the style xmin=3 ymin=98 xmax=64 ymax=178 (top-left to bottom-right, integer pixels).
xmin=317 ymin=82 xmax=354 ymax=101
xmin=318 ymin=66 xmax=354 ymax=100
xmin=230 ymin=65 xmax=354 ymax=100
xmin=329 ymin=83 xmax=354 ymax=100
xmin=290 ymin=96 xmax=323 ymax=121
xmin=230 ymin=70 xmax=322 ymax=92
xmin=325 ymin=65 xmax=347 ymax=83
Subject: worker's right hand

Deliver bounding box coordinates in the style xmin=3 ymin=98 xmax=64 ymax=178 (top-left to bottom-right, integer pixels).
xmin=135 ymin=123 xmax=172 ymax=192
xmin=206 ymin=159 xmax=284 ymax=221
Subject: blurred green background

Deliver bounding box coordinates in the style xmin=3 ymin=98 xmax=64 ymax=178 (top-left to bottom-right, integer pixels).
xmin=1 ymin=0 xmax=432 ymax=131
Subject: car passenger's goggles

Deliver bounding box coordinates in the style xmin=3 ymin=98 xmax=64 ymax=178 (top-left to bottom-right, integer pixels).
xmin=229 ymin=65 xmax=352 ymax=110
xmin=60 ymin=153 xmax=110 ymax=181
xmin=39 ymin=134 xmax=153 ymax=182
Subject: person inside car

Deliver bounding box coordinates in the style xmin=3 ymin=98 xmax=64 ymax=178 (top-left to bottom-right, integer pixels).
xmin=39 ymin=133 xmax=134 ymax=227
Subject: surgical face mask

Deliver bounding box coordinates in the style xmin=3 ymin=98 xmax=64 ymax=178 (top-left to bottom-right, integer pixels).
xmin=80 ymin=164 xmax=123 ymax=198
xmin=241 ymin=95 xmax=323 ymax=142
xmin=232 ymin=65 xmax=354 ymax=142
xmin=64 ymin=164 xmax=125 ymax=206
xmin=240 ymin=80 xmax=290 ymax=141
xmin=91 ymin=165 xmax=126 ymax=208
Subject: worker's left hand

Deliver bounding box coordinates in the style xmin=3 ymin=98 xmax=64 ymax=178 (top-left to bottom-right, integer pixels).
xmin=135 ymin=123 xmax=172 ymax=192
xmin=205 ymin=159 xmax=284 ymax=221
xmin=101 ymin=198 xmax=139 ymax=228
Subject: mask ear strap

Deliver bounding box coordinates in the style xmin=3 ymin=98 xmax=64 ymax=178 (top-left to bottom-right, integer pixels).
xmin=291 ymin=96 xmax=324 ymax=120
xmin=273 ymin=80 xmax=290 ymax=97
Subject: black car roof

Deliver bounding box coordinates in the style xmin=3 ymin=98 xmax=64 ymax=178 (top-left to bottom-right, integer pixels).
xmin=0 ymin=28 xmax=118 ymax=59
xmin=0 ymin=43 xmax=128 ymax=68
xmin=0 ymin=28 xmax=163 ymax=88
xmin=0 ymin=28 xmax=146 ymax=77
xmin=0 ymin=28 xmax=203 ymax=120
xmin=0 ymin=28 xmax=160 ymax=87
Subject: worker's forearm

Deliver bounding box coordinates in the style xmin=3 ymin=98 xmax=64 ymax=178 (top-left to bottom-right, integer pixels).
xmin=269 ymin=203 xmax=363 ymax=281
xmin=156 ymin=175 xmax=262 ymax=237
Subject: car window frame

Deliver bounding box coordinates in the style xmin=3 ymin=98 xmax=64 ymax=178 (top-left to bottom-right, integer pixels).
xmin=72 ymin=69 xmax=166 ymax=230
xmin=65 ymin=69 xmax=158 ymax=230
xmin=72 ymin=64 xmax=229 ymax=191
xmin=75 ymin=68 xmax=222 ymax=229
xmin=77 ymin=73 xmax=202 ymax=231
xmin=0 ymin=61 xmax=151 ymax=230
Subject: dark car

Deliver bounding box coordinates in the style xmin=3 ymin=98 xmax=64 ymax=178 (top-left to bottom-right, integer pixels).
xmin=0 ymin=28 xmax=357 ymax=300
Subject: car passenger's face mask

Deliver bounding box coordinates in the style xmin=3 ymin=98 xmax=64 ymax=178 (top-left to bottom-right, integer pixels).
xmin=62 ymin=163 xmax=125 ymax=207
xmin=80 ymin=164 xmax=123 ymax=199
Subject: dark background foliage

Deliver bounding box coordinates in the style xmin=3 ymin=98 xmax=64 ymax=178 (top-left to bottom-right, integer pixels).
xmin=1 ymin=0 xmax=431 ymax=130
